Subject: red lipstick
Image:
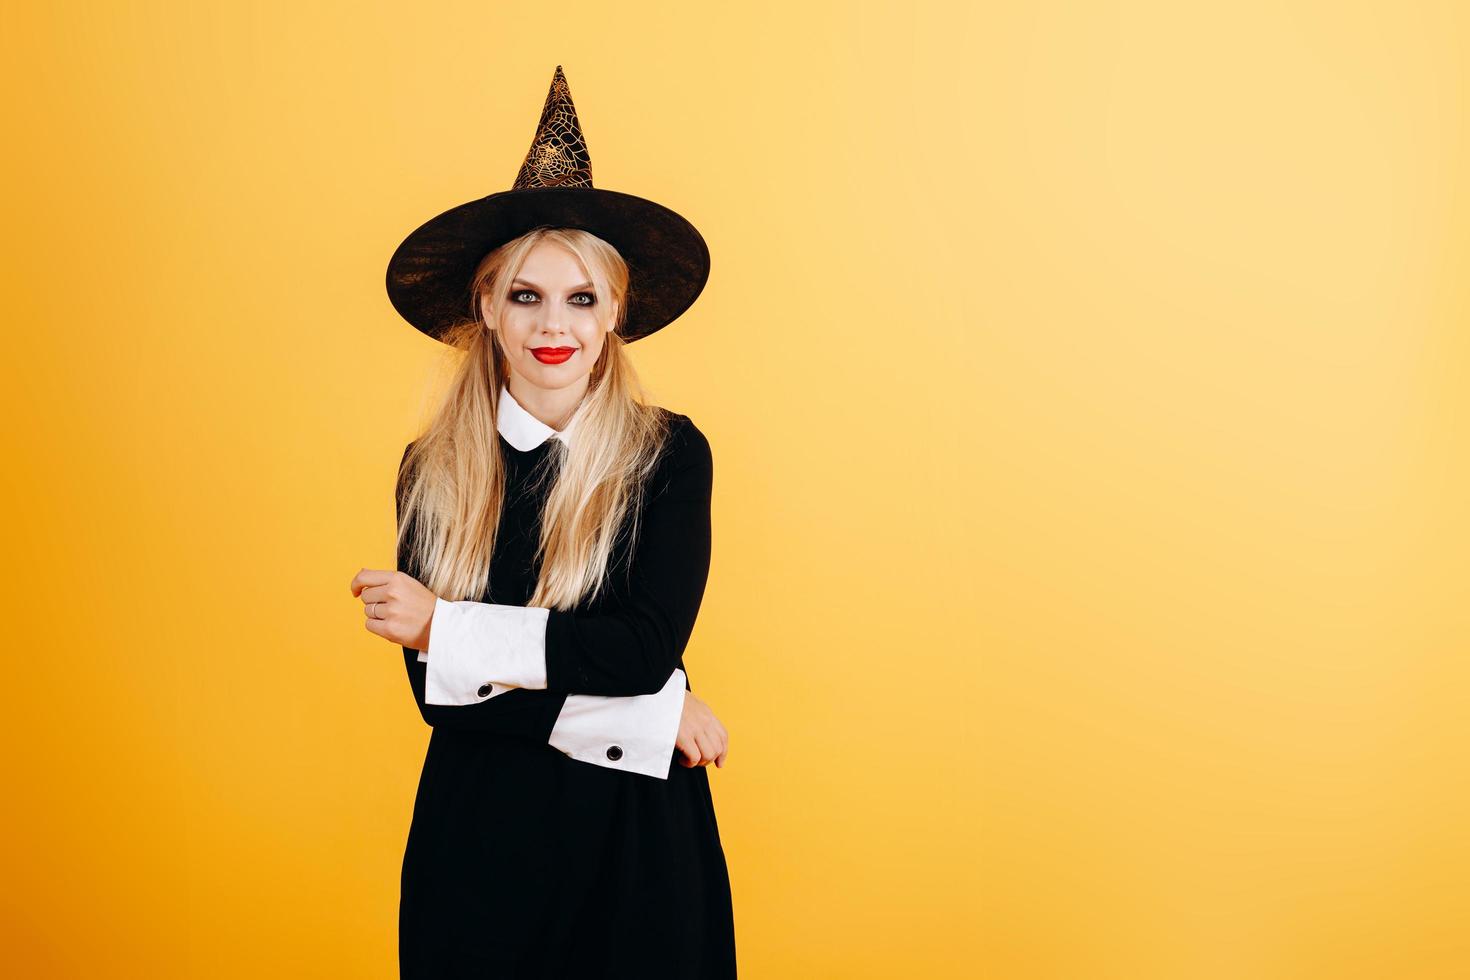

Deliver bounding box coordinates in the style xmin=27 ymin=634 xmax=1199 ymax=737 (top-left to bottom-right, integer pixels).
xmin=531 ymin=347 xmax=577 ymax=364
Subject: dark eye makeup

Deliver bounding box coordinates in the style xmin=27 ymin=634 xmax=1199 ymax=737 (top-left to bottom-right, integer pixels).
xmin=510 ymin=289 xmax=596 ymax=306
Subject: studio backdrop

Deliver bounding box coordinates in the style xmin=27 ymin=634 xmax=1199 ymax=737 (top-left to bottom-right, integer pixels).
xmin=3 ymin=1 xmax=1467 ymax=978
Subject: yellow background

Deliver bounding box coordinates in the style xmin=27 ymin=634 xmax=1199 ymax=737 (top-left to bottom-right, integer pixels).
xmin=3 ymin=1 xmax=1467 ymax=977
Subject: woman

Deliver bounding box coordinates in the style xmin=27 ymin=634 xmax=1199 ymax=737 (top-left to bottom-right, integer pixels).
xmin=350 ymin=67 xmax=736 ymax=978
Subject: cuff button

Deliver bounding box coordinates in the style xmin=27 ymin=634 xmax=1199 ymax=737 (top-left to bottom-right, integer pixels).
xmin=477 ymin=684 xmax=493 ymax=698
xmin=605 ymin=745 xmax=624 ymax=761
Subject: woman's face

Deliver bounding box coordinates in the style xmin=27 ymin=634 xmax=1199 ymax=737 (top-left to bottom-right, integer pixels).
xmin=492 ymin=240 xmax=612 ymax=392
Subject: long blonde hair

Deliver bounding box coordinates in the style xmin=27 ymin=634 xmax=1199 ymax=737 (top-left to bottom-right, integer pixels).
xmin=395 ymin=227 xmax=672 ymax=609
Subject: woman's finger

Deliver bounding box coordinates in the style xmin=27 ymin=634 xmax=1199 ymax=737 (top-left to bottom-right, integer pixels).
xmin=364 ymin=612 xmax=411 ymax=646
xmin=358 ymin=581 xmax=396 ymax=606
xmin=693 ymin=730 xmax=717 ymax=767
xmin=349 ymin=567 xmax=395 ymax=597
xmin=685 ymin=734 xmax=706 ymax=766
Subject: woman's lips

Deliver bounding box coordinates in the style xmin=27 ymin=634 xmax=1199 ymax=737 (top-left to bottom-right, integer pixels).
xmin=531 ymin=347 xmax=577 ymax=364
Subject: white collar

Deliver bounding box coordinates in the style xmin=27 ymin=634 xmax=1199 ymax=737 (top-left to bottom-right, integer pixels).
xmin=497 ymin=384 xmax=579 ymax=451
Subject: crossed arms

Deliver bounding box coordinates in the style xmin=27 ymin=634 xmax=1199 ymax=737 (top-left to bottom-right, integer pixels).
xmin=394 ymin=422 xmax=714 ymax=780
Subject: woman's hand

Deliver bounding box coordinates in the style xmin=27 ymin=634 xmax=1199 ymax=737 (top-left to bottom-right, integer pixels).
xmin=351 ymin=568 xmax=438 ymax=653
xmin=677 ymin=690 xmax=729 ymax=769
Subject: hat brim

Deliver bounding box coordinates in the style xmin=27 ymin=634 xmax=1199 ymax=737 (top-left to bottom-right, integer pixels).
xmin=386 ymin=186 xmax=709 ymax=344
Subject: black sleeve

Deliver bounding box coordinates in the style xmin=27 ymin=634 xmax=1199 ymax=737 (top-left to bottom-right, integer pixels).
xmin=543 ymin=418 xmax=714 ymax=697
xmin=394 ymin=442 xmax=567 ymax=740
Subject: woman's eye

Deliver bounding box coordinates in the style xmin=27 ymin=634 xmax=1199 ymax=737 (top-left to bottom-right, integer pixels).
xmin=571 ymin=292 xmax=596 ymax=306
xmin=511 ymin=290 xmax=537 ymax=303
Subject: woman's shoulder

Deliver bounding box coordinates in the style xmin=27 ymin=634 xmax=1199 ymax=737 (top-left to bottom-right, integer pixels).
xmin=652 ymin=406 xmax=713 ymax=473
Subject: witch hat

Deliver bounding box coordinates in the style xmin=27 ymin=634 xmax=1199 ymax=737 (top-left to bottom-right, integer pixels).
xmin=385 ymin=66 xmax=710 ymax=345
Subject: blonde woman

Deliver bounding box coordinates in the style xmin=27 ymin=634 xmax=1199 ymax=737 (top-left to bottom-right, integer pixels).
xmin=350 ymin=68 xmax=736 ymax=977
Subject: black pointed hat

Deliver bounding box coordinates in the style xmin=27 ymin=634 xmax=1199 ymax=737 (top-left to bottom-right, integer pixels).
xmin=385 ymin=66 xmax=710 ymax=345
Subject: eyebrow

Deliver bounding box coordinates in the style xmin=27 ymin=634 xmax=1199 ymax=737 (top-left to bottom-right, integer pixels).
xmin=512 ymin=278 xmax=594 ymax=291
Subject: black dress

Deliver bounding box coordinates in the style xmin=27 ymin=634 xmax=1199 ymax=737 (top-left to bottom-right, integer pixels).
xmin=394 ymin=410 xmax=736 ymax=979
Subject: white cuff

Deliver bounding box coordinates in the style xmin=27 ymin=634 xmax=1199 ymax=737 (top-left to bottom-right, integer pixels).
xmin=422 ymin=596 xmax=550 ymax=706
xmin=549 ymin=668 xmax=687 ymax=780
